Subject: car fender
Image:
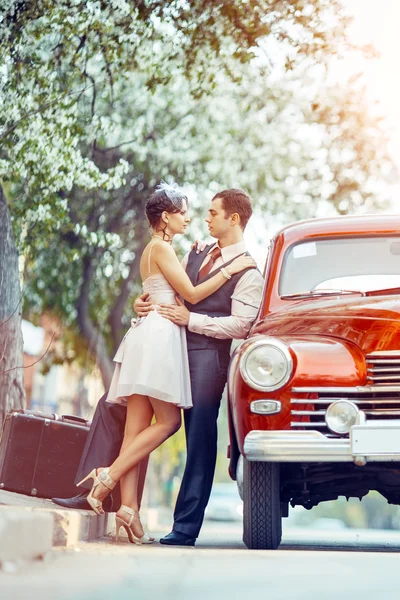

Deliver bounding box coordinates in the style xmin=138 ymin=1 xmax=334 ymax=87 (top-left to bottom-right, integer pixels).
xmin=227 ymin=335 xmax=366 ymax=455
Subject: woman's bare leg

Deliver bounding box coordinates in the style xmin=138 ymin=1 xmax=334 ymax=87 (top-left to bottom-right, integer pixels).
xmin=112 ymin=396 xmax=181 ymax=480
xmin=118 ymin=459 xmax=150 ymax=538
xmin=92 ymin=395 xmax=181 ymax=502
xmin=119 ymin=396 xmax=153 ymax=507
xmin=116 ymin=395 xmax=154 ymax=537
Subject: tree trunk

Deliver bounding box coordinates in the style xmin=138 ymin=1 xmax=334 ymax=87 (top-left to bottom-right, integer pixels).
xmin=0 ymin=186 xmax=25 ymax=426
xmin=108 ymin=222 xmax=148 ymax=351
xmin=77 ymin=255 xmax=113 ymax=390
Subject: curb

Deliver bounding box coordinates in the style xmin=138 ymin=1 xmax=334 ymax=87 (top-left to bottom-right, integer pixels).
xmin=0 ymin=489 xmax=112 ymax=548
xmin=0 ymin=508 xmax=53 ymax=565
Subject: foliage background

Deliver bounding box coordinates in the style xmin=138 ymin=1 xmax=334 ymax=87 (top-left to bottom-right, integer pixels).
xmin=0 ymin=0 xmax=398 ymax=524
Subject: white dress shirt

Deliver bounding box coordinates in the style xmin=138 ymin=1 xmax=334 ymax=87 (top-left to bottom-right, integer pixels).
xmin=182 ymin=241 xmax=264 ymax=340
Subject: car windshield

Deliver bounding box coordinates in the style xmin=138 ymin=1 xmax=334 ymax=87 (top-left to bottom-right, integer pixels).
xmin=279 ymin=236 xmax=400 ymax=297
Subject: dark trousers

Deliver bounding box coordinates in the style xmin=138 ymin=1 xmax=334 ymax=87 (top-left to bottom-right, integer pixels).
xmin=75 ymin=391 xmax=126 ymax=505
xmin=173 ymin=347 xmax=230 ymax=538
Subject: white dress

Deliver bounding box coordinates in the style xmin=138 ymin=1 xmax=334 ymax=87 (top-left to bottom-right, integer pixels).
xmin=106 ymin=267 xmax=192 ymax=409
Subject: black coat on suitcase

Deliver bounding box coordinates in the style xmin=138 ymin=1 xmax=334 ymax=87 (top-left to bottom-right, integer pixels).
xmin=0 ymin=410 xmax=90 ymax=499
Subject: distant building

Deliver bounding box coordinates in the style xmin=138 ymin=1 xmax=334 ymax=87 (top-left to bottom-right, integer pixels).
xmin=21 ymin=317 xmax=103 ymax=419
xmin=21 ymin=319 xmax=44 ymax=407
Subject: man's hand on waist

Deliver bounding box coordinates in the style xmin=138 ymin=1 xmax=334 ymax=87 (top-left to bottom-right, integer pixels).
xmin=158 ymin=297 xmax=190 ymax=326
xmin=133 ymin=292 xmax=153 ymax=317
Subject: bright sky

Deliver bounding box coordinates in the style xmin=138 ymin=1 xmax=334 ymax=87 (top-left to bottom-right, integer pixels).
xmin=346 ymin=0 xmax=400 ymax=165
xmin=245 ymin=1 xmax=400 ymax=268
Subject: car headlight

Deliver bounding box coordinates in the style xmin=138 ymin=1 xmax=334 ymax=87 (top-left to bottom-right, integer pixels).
xmin=325 ymin=400 xmax=359 ymax=435
xmin=239 ymin=339 xmax=293 ymax=392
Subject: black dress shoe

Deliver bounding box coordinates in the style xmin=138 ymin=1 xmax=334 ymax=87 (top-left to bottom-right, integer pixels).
xmin=159 ymin=530 xmax=196 ymax=546
xmin=51 ymin=491 xmax=114 ymax=512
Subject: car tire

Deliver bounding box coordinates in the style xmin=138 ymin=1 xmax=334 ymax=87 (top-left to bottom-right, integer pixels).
xmin=243 ymin=458 xmax=282 ymax=550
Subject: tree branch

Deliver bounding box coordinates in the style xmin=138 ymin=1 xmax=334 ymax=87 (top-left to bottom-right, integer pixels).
xmin=0 ymin=83 xmax=96 ymax=141
xmin=0 ymin=333 xmax=55 ymax=376
xmin=95 ymin=138 xmax=138 ymax=153
xmin=98 ymin=30 xmax=114 ymax=104
xmin=108 ymin=219 xmax=148 ymax=350
xmin=77 ymin=255 xmax=113 ymax=388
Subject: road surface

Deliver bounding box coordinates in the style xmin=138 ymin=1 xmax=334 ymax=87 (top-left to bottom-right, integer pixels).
xmin=2 ymin=521 xmax=400 ymax=600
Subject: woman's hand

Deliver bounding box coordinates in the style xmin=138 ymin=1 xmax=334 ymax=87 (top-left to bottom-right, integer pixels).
xmin=192 ymin=239 xmax=211 ymax=254
xmin=133 ymin=293 xmax=153 ymax=317
xmin=226 ymin=254 xmax=257 ymax=276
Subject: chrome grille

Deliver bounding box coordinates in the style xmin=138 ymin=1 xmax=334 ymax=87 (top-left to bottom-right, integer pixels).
xmin=290 ymin=351 xmax=400 ymax=434
xmin=291 ymin=388 xmax=400 ymax=435
xmin=366 ymin=351 xmax=400 ymax=383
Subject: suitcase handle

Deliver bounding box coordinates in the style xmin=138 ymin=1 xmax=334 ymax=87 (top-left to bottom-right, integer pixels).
xmin=61 ymin=414 xmax=90 ymax=426
xmin=10 ymin=409 xmax=58 ymax=420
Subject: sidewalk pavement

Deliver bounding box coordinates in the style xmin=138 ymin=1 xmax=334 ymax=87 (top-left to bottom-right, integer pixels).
xmin=0 ymin=489 xmax=176 ymax=568
xmin=0 ymin=489 xmax=113 ymax=567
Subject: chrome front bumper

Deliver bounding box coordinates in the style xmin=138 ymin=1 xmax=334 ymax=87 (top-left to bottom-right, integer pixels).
xmin=244 ymin=420 xmax=400 ymax=466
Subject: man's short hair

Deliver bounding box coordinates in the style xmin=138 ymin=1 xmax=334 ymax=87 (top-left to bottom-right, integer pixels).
xmin=212 ymin=188 xmax=253 ymax=230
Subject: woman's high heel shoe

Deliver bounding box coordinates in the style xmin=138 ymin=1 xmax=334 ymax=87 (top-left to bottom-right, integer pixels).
xmin=76 ymin=468 xmax=116 ymax=515
xmin=115 ymin=505 xmax=155 ymax=545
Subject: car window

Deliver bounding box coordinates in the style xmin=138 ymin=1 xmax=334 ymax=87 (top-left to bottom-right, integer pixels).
xmin=279 ymin=236 xmax=400 ymax=296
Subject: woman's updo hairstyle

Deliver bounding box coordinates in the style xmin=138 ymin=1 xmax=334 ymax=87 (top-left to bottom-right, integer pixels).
xmin=145 ymin=181 xmax=188 ymax=241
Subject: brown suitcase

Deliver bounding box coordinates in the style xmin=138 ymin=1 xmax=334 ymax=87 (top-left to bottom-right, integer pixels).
xmin=0 ymin=409 xmax=90 ymax=499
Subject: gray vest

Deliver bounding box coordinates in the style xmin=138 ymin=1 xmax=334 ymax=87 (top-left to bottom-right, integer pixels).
xmin=185 ymin=245 xmax=253 ymax=352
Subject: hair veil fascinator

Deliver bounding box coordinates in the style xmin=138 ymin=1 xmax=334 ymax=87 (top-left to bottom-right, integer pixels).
xmin=156 ymin=180 xmax=188 ymax=209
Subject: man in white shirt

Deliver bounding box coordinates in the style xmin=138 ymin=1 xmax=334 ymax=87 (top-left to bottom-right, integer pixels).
xmin=136 ymin=189 xmax=264 ymax=546
xmin=157 ymin=239 xmax=262 ymax=337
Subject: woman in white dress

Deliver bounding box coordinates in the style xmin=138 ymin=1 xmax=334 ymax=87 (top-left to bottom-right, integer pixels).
xmin=77 ymin=182 xmax=255 ymax=544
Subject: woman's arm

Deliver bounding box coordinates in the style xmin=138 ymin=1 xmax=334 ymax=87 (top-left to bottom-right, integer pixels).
xmin=153 ymin=242 xmax=255 ymax=305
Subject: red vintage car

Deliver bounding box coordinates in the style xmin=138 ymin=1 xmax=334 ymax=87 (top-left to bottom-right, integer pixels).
xmin=227 ymin=214 xmax=400 ymax=549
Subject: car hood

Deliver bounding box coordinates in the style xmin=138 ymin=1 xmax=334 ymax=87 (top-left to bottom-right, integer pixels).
xmin=253 ymin=294 xmax=400 ymax=353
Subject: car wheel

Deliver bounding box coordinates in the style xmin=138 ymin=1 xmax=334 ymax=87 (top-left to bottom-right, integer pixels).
xmin=243 ymin=458 xmax=282 ymax=550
